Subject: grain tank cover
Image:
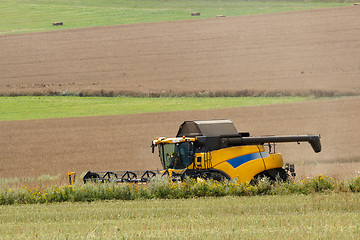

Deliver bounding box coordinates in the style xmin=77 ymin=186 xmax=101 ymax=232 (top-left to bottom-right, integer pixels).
xmin=176 ymin=119 xmax=238 ymax=137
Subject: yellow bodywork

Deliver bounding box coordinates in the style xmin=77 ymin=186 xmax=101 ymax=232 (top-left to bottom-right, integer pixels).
xmin=153 ymin=137 xmax=196 ymax=145
xmin=191 ymin=145 xmax=283 ymax=182
xmin=154 ymin=137 xmax=284 ymax=183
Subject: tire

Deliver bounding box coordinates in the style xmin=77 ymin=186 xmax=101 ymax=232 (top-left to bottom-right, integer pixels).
xmin=251 ymin=168 xmax=289 ymax=185
xmin=204 ymin=169 xmax=231 ymax=181
xmin=181 ymin=169 xmax=230 ymax=181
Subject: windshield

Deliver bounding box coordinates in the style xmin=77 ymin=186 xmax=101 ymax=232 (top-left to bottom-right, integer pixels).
xmin=159 ymin=142 xmax=194 ymax=169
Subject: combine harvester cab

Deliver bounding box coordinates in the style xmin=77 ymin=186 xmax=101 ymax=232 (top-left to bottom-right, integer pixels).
xmin=152 ymin=119 xmax=321 ymax=183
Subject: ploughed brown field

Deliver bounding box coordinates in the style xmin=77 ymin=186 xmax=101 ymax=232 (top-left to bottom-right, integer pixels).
xmin=1 ymin=97 xmax=360 ymax=179
xmin=1 ymin=6 xmax=360 ymax=96
xmin=1 ymin=7 xmax=360 ymax=180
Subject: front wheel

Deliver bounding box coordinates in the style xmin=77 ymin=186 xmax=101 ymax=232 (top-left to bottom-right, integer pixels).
xmin=181 ymin=169 xmax=231 ymax=181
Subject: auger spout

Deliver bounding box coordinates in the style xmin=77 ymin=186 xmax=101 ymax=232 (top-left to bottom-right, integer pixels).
xmin=224 ymin=134 xmax=321 ymax=153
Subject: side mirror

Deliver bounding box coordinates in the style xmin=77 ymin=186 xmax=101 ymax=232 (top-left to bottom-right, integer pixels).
xmin=151 ymin=143 xmax=155 ymax=153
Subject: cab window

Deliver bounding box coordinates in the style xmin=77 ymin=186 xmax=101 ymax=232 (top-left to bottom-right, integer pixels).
xmin=159 ymin=142 xmax=194 ymax=169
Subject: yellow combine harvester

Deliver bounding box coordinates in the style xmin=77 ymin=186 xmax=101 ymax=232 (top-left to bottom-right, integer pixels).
xmin=80 ymin=119 xmax=321 ymax=183
xmin=151 ymin=119 xmax=321 ymax=182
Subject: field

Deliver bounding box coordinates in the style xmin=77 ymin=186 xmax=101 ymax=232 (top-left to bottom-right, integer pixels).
xmin=1 ymin=96 xmax=359 ymax=181
xmin=1 ymin=4 xmax=360 ymax=180
xmin=0 ymin=0 xmax=350 ymax=35
xmin=0 ymin=96 xmax=309 ymax=121
xmin=1 ymin=0 xmax=360 ymax=238
xmin=1 ymin=194 xmax=359 ymax=239
xmin=2 ymin=6 xmax=360 ymax=97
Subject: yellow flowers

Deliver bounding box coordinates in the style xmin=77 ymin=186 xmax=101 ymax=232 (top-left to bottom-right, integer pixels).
xmin=1 ymin=175 xmax=360 ymax=205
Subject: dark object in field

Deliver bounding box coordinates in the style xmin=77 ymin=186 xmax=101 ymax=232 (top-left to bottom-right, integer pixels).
xmin=216 ymin=15 xmax=226 ymax=18
xmin=53 ymin=22 xmax=63 ymax=26
xmin=191 ymin=12 xmax=200 ymax=16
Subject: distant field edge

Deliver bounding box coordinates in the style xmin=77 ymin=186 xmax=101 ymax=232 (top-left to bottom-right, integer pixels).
xmin=1 ymin=89 xmax=358 ymax=98
xmin=0 ymin=0 xmax=354 ymax=35
xmin=0 ymin=95 xmax=323 ymax=122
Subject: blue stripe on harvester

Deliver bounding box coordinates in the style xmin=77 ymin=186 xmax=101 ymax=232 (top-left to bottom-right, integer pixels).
xmin=260 ymin=151 xmax=270 ymax=158
xmin=227 ymin=152 xmax=263 ymax=169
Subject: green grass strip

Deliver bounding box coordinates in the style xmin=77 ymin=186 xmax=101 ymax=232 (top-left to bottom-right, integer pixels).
xmin=0 ymin=0 xmax=351 ymax=35
xmin=0 ymin=96 xmax=310 ymax=121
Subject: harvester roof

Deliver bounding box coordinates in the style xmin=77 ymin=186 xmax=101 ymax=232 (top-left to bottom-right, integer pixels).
xmin=176 ymin=119 xmax=238 ymax=137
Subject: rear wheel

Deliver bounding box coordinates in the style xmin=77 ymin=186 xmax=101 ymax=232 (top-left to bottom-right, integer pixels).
xmin=251 ymin=168 xmax=289 ymax=185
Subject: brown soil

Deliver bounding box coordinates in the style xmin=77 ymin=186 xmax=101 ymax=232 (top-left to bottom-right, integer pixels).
xmin=1 ymin=7 xmax=360 ymax=180
xmin=1 ymin=97 xmax=359 ymax=179
xmin=1 ymin=7 xmax=360 ymax=96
